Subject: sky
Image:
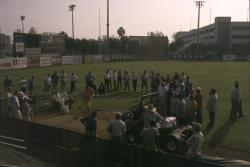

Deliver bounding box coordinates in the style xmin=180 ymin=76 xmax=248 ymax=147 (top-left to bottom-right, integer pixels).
xmin=0 ymin=0 xmax=249 ymax=41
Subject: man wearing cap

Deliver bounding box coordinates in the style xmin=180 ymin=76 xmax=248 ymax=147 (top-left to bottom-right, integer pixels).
xmin=186 ymin=123 xmax=204 ymax=159
xmin=144 ymin=104 xmax=163 ymax=128
xmin=107 ymin=112 xmax=126 ymax=166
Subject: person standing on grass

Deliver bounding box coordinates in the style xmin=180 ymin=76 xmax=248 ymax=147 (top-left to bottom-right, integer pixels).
xmin=113 ymin=70 xmax=118 ymax=90
xmin=117 ymin=69 xmax=123 ymax=89
xmin=123 ymin=70 xmax=130 ymax=91
xmin=51 ymin=71 xmax=59 ymax=94
xmin=206 ymin=88 xmax=218 ymax=129
xmin=83 ymin=86 xmax=94 ymax=116
xmin=104 ymin=71 xmax=111 ymax=91
xmin=142 ymin=121 xmax=160 ymax=167
xmin=107 ymin=112 xmax=126 ymax=167
xmin=85 ymin=71 xmax=97 ymax=95
xmin=132 ymin=72 xmax=138 ymax=92
xmin=28 ymin=76 xmax=35 ymax=96
xmin=44 ymin=73 xmax=51 ymax=94
xmin=194 ymin=87 xmax=203 ymax=124
xmin=185 ymin=92 xmax=197 ymax=125
xmin=158 ymin=81 xmax=168 ymax=116
xmin=60 ymin=70 xmax=67 ymax=91
xmin=141 ymin=70 xmax=149 ymax=92
xmin=19 ymin=77 xmax=27 ymax=94
xmin=69 ymin=73 xmax=78 ymax=95
xmin=3 ymin=76 xmax=13 ymax=93
xmin=10 ymin=91 xmax=22 ymax=119
xmin=230 ymin=81 xmax=245 ymax=120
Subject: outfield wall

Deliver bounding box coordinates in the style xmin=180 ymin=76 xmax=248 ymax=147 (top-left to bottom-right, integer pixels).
xmin=0 ymin=55 xmax=104 ymax=70
xmin=170 ymin=54 xmax=250 ymax=62
xmin=0 ymin=55 xmax=249 ymax=70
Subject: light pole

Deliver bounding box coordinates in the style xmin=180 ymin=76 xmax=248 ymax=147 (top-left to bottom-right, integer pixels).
xmin=107 ymin=0 xmax=110 ymax=56
xmin=69 ymin=4 xmax=76 ymax=39
xmin=20 ymin=15 xmax=25 ymax=33
xmin=195 ymin=1 xmax=205 ymax=45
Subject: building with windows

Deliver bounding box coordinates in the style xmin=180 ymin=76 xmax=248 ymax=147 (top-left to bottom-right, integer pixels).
xmin=0 ymin=33 xmax=11 ymax=57
xmin=175 ymin=17 xmax=250 ymax=53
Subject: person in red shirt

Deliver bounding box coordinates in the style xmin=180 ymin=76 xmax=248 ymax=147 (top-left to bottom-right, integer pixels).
xmin=83 ymin=86 xmax=94 ymax=116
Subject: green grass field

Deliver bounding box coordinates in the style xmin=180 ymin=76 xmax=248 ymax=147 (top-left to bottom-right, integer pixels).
xmin=0 ymin=61 xmax=249 ymax=152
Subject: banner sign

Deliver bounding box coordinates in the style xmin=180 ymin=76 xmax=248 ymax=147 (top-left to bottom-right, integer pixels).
xmin=15 ymin=42 xmax=25 ymax=53
xmin=11 ymin=58 xmax=27 ymax=69
xmin=0 ymin=58 xmax=12 ymax=70
xmin=62 ymin=56 xmax=83 ymax=65
xmin=27 ymin=56 xmax=40 ymax=67
xmin=85 ymin=55 xmax=93 ymax=64
xmin=40 ymin=57 xmax=52 ymax=66
xmin=51 ymin=56 xmax=62 ymax=65
xmin=223 ymin=55 xmax=236 ymax=61
xmin=25 ymin=48 xmax=41 ymax=55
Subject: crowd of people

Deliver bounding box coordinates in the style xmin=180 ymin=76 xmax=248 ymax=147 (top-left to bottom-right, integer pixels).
xmin=0 ymin=68 xmax=246 ymax=167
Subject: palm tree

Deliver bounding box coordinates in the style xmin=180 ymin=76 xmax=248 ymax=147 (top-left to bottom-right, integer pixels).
xmin=117 ymin=27 xmax=126 ymax=60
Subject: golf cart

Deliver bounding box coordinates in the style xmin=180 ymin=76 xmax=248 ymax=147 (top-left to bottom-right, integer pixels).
xmin=122 ymin=92 xmax=193 ymax=153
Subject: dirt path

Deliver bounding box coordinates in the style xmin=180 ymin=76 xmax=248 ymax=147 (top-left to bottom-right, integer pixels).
xmin=32 ymin=110 xmax=250 ymax=163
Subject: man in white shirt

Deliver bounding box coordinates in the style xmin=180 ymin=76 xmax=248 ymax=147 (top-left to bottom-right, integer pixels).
xmin=19 ymin=77 xmax=27 ymax=93
xmin=158 ymin=81 xmax=168 ymax=116
xmin=230 ymin=81 xmax=245 ymax=120
xmin=107 ymin=112 xmax=126 ymax=166
xmin=10 ymin=91 xmax=22 ymax=119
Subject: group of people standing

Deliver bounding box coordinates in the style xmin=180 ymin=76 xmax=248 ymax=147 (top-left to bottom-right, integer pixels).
xmin=1 ymin=76 xmax=34 ymax=121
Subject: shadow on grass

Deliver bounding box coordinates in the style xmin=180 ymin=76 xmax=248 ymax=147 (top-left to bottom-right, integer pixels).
xmin=207 ymin=120 xmax=236 ymax=148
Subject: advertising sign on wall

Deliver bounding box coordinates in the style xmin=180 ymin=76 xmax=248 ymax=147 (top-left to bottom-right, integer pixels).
xmin=92 ymin=55 xmax=103 ymax=64
xmin=0 ymin=58 xmax=12 ymax=70
xmin=84 ymin=55 xmax=92 ymax=64
xmin=15 ymin=42 xmax=25 ymax=52
xmin=40 ymin=57 xmax=52 ymax=66
xmin=62 ymin=56 xmax=83 ymax=65
xmin=27 ymin=56 xmax=40 ymax=67
xmin=223 ymin=55 xmax=236 ymax=61
xmin=12 ymin=58 xmax=27 ymax=69
xmin=51 ymin=56 xmax=62 ymax=65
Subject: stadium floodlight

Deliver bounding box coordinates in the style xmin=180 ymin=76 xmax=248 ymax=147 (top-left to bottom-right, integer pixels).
xmin=20 ymin=15 xmax=25 ymax=33
xmin=194 ymin=1 xmax=205 ymax=45
xmin=69 ymin=4 xmax=76 ymax=39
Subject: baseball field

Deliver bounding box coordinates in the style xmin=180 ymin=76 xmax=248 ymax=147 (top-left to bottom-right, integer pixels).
xmin=0 ymin=61 xmax=249 ymax=153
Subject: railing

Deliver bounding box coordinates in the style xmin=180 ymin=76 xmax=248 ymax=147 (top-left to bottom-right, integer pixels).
xmin=0 ymin=117 xmax=248 ymax=167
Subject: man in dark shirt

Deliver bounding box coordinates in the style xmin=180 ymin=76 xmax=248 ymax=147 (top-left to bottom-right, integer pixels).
xmin=81 ymin=111 xmax=97 ymax=137
xmin=4 ymin=76 xmax=13 ymax=92
xmin=80 ymin=111 xmax=98 ymax=166
xmin=51 ymin=71 xmax=59 ymax=94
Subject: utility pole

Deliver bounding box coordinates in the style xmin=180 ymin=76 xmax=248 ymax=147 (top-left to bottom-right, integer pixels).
xmin=210 ymin=8 xmax=212 ymax=24
xmin=99 ymin=7 xmax=102 ymax=56
xmin=20 ymin=15 xmax=25 ymax=33
xmin=107 ymin=0 xmax=110 ymax=57
xmin=69 ymin=4 xmax=76 ymax=39
xmin=195 ymin=1 xmax=205 ymax=53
